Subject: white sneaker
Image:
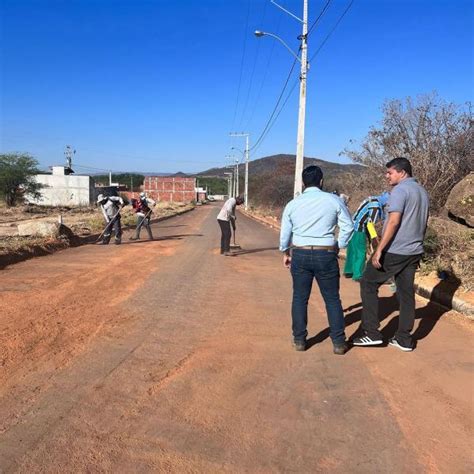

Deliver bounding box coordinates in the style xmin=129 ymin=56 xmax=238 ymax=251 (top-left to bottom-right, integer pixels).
xmin=388 ymin=338 xmax=413 ymax=352
xmin=352 ymin=335 xmax=383 ymax=346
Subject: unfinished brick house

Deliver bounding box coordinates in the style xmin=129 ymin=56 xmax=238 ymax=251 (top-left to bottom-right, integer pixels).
xmin=143 ymin=176 xmax=196 ymax=203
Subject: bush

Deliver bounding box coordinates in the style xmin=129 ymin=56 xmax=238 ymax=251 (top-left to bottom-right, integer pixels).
xmin=343 ymin=93 xmax=473 ymax=211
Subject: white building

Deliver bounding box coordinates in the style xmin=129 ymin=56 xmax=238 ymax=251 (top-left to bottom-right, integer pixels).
xmin=27 ymin=166 xmax=95 ymax=207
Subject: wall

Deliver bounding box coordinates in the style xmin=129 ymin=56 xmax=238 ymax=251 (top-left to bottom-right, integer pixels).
xmin=144 ymin=176 xmax=196 ymax=203
xmin=28 ymin=174 xmax=94 ymax=206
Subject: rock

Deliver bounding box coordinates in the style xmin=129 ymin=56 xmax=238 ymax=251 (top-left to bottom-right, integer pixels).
xmin=445 ymin=172 xmax=474 ymax=227
xmin=18 ymin=221 xmax=61 ymax=237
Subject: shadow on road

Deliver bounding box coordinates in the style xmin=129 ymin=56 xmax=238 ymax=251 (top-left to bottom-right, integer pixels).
xmin=307 ymin=274 xmax=461 ymax=349
xmin=118 ymin=234 xmax=204 ymax=245
xmin=156 ymin=224 xmax=188 ymax=229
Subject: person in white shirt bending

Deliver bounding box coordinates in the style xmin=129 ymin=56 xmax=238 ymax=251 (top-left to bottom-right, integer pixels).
xmin=217 ymin=196 xmax=244 ymax=256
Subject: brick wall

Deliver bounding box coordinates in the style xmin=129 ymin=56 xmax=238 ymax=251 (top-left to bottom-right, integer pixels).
xmin=144 ymin=176 xmax=197 ymax=203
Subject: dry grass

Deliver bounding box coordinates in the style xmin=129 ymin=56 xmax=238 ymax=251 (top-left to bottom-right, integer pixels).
xmin=0 ymin=201 xmax=194 ymax=259
xmin=420 ymin=216 xmax=474 ymax=291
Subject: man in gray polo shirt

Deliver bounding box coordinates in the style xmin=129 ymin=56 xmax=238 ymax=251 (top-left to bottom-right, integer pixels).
xmin=353 ymin=157 xmax=429 ymax=351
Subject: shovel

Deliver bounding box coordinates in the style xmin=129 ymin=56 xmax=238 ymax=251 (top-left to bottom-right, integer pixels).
xmin=96 ymin=210 xmax=121 ymax=243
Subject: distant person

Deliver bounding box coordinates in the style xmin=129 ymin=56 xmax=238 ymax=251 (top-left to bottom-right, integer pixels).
xmin=353 ymin=157 xmax=429 ymax=352
xmin=343 ymin=192 xmax=389 ymax=281
xmin=280 ymin=166 xmax=353 ymax=355
xmin=97 ymin=193 xmax=124 ymax=245
xmin=217 ymin=196 xmax=244 ymax=256
xmin=130 ymin=192 xmax=156 ymax=241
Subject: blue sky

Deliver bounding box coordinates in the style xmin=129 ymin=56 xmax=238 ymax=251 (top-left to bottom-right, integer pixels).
xmin=1 ymin=0 xmax=472 ymax=174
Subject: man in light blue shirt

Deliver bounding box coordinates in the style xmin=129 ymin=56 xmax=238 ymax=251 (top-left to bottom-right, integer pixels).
xmin=280 ymin=166 xmax=353 ymax=355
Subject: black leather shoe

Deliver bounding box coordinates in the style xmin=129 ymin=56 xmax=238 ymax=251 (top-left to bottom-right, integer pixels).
xmin=333 ymin=342 xmax=349 ymax=355
xmin=293 ymin=341 xmax=306 ymax=352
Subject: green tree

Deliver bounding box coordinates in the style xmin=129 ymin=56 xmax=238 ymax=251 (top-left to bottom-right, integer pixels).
xmin=0 ymin=153 xmax=43 ymax=206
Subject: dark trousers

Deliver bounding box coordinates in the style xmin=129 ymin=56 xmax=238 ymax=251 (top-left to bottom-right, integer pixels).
xmin=103 ymin=216 xmax=122 ymax=244
xmin=360 ymin=252 xmax=422 ymax=346
xmin=218 ymin=219 xmax=231 ymax=253
xmin=135 ymin=215 xmax=153 ymax=239
xmin=290 ymin=249 xmax=346 ymax=345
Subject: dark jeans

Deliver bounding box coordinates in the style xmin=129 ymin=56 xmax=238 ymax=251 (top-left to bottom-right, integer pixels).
xmin=218 ymin=219 xmax=231 ymax=253
xmin=103 ymin=216 xmax=122 ymax=244
xmin=135 ymin=215 xmax=153 ymax=239
xmin=290 ymin=249 xmax=346 ymax=345
xmin=360 ymin=252 xmax=422 ymax=346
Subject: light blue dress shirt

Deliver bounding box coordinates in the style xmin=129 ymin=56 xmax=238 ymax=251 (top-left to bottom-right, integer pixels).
xmin=279 ymin=187 xmax=354 ymax=252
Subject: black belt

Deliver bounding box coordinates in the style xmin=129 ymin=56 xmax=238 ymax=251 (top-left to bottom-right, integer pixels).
xmin=292 ymin=245 xmax=336 ymax=251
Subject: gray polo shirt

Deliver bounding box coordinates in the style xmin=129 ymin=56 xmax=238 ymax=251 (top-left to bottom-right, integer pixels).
xmin=384 ymin=177 xmax=429 ymax=255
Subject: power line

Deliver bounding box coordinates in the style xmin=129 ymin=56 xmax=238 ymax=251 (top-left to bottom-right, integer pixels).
xmin=309 ymin=0 xmax=355 ymax=62
xmin=307 ymin=0 xmax=332 ymax=37
xmin=238 ymin=0 xmax=268 ymax=128
xmin=249 ymin=54 xmax=299 ymax=152
xmin=231 ymin=0 xmax=251 ymax=129
xmin=250 ymin=0 xmax=356 ymax=154
xmin=244 ymin=13 xmax=283 ymax=130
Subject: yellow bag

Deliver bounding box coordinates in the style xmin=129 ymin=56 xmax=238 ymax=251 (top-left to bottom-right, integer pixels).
xmin=367 ymin=221 xmax=378 ymax=240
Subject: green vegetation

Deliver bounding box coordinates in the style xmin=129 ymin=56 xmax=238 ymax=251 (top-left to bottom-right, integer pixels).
xmin=93 ymin=173 xmax=145 ymax=191
xmin=0 ymin=153 xmax=43 ymax=206
xmin=196 ymin=177 xmax=228 ymax=195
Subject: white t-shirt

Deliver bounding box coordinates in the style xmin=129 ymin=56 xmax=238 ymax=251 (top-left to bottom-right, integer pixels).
xmin=217 ymin=198 xmax=236 ymax=222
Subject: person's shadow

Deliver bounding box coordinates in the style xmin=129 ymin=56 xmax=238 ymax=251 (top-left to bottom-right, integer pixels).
xmin=306 ymin=295 xmax=400 ymax=350
xmin=306 ymin=273 xmax=462 ymax=350
xmin=382 ymin=273 xmax=461 ymax=345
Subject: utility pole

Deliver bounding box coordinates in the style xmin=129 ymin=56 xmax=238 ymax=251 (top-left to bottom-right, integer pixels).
xmin=254 ymin=0 xmax=309 ymax=197
xmin=64 ymin=145 xmax=75 ymax=172
xmin=230 ymin=132 xmax=250 ymax=210
xmin=235 ymin=157 xmax=240 ymax=197
xmin=225 ymin=156 xmax=235 ymax=197
xmin=294 ymin=0 xmax=308 ymax=196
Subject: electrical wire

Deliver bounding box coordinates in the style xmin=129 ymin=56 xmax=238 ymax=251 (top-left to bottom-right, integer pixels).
xmin=249 ymin=0 xmax=356 ymax=154
xmin=307 ymin=0 xmax=332 ymax=37
xmin=238 ymin=0 xmax=268 ymax=128
xmin=231 ymin=0 xmax=251 ymax=129
xmin=244 ymin=8 xmax=284 ymax=130
xmin=249 ymin=54 xmax=300 ymax=152
xmin=309 ymin=0 xmax=355 ymax=62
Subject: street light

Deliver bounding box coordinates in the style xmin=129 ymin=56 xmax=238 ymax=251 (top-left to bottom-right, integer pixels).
xmin=255 ymin=0 xmax=308 ymax=197
xmin=254 ymin=31 xmax=301 ymax=63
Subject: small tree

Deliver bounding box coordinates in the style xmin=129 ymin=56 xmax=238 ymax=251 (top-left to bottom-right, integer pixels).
xmin=343 ymin=93 xmax=473 ymax=210
xmin=0 ymin=153 xmax=43 ymax=206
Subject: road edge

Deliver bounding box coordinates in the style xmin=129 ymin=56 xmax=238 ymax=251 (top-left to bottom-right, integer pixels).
xmin=240 ymin=209 xmax=474 ymax=318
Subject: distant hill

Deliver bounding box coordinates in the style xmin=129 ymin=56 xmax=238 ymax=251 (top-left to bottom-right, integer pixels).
xmin=197 ymin=154 xmax=363 ymax=177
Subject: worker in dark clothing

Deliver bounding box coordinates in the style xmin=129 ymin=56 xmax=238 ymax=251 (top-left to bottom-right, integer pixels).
xmin=130 ymin=192 xmax=156 ymax=240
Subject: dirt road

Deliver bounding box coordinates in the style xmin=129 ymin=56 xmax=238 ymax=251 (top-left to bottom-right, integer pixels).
xmin=0 ymin=204 xmax=472 ymax=472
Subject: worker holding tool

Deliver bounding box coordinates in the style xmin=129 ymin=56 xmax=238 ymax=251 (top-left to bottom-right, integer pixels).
xmin=130 ymin=192 xmax=156 ymax=241
xmin=217 ymin=195 xmax=244 ymax=256
xmin=343 ymin=192 xmax=390 ymax=281
xmin=97 ymin=193 xmax=124 ymax=245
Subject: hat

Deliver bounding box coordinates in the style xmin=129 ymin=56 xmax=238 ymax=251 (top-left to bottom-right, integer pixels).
xmin=140 ymin=192 xmax=146 ymax=198
xmin=378 ymin=191 xmax=390 ymax=206
xmin=97 ymin=193 xmax=106 ymax=203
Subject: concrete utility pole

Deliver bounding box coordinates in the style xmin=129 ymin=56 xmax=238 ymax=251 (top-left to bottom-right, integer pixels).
xmin=230 ymin=132 xmax=250 ymax=210
xmin=64 ymin=145 xmax=75 ymax=170
xmin=295 ymin=0 xmax=308 ymax=197
xmin=225 ymin=156 xmax=235 ymax=197
xmin=235 ymin=157 xmax=240 ymax=198
xmin=255 ymin=0 xmax=309 ymax=197
xmin=224 ymin=172 xmax=233 ymax=198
